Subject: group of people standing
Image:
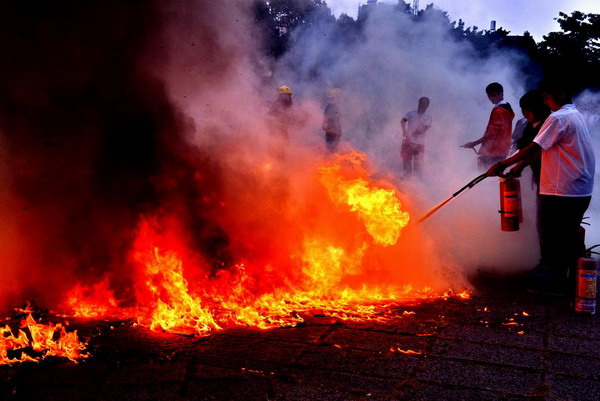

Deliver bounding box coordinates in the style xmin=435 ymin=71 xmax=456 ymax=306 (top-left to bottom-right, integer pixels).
xmin=482 ymin=81 xmax=595 ymax=296
xmin=462 ymin=81 xmax=594 ymax=296
xmin=269 ymin=80 xmax=596 ymax=298
xmin=268 ymin=85 xmax=343 ymax=161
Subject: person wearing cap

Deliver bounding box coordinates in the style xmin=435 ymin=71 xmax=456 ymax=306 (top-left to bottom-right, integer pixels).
xmin=268 ymin=86 xmax=293 ymax=160
xmin=400 ymin=97 xmax=431 ymax=177
xmin=322 ymin=89 xmax=342 ymax=152
xmin=486 ymin=80 xmax=595 ymax=296
xmin=462 ymin=82 xmax=515 ymax=170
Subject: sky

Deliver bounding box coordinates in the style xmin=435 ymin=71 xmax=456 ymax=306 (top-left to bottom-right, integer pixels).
xmin=327 ymin=0 xmax=599 ymax=42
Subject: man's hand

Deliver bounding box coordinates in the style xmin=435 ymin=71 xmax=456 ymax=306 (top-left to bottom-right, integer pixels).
xmin=461 ymin=141 xmax=476 ymax=149
xmin=486 ymin=161 xmax=506 ymax=177
xmin=507 ymin=164 xmax=524 ymax=178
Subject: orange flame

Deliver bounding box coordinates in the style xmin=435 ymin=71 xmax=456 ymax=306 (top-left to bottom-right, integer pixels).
xmin=62 ymin=151 xmax=466 ymax=336
xmin=319 ymin=152 xmax=410 ymax=246
xmin=0 ymin=306 xmax=88 ymax=365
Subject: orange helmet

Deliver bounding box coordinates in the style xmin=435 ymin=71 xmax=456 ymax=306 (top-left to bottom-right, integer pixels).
xmin=278 ymin=85 xmax=292 ymax=94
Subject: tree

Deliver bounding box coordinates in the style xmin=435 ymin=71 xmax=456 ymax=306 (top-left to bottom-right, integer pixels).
xmin=538 ymin=11 xmax=600 ymax=89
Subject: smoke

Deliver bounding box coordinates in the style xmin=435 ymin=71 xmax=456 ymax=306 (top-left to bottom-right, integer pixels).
xmin=575 ymin=90 xmax=600 ymax=250
xmin=272 ymin=4 xmax=543 ymax=274
xmin=5 ymin=0 xmax=596 ymax=314
xmin=0 ymin=1 xmax=236 ymax=310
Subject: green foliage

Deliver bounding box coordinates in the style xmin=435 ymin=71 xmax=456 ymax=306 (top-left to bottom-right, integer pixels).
xmin=538 ymin=11 xmax=600 ymax=89
xmin=539 ymin=11 xmax=600 ymax=63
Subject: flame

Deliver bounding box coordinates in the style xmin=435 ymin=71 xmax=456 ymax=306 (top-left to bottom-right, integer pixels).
xmin=319 ymin=152 xmax=410 ymax=246
xmin=60 ymin=151 xmax=466 ymax=337
xmin=67 ymin=278 xmax=121 ymax=319
xmin=136 ymin=248 xmax=221 ymax=336
xmin=0 ymin=306 xmax=88 ymax=365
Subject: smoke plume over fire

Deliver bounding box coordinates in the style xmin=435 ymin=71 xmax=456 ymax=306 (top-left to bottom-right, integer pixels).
xmin=0 ymin=0 xmax=480 ymax=362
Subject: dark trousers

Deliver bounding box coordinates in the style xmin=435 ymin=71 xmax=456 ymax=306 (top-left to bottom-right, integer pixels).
xmin=401 ymin=141 xmax=424 ymax=176
xmin=538 ymin=195 xmax=591 ymax=278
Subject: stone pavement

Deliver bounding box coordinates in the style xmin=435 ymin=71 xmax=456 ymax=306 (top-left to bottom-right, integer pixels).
xmin=2 ymin=274 xmax=600 ymax=400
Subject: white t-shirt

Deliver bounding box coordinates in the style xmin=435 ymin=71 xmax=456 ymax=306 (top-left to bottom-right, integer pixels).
xmin=533 ymin=104 xmax=595 ymax=196
xmin=403 ymin=110 xmax=432 ymax=146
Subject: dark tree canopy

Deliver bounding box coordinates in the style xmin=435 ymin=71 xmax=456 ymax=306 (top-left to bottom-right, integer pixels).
xmin=252 ymin=0 xmax=600 ymax=90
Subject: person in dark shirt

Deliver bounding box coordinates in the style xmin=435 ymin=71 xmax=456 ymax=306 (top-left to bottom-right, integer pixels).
xmin=510 ymin=90 xmax=551 ymax=185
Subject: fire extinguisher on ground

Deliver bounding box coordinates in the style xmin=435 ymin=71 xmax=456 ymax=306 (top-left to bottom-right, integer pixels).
xmin=575 ymin=245 xmax=599 ymax=315
xmin=499 ymin=177 xmax=522 ymax=232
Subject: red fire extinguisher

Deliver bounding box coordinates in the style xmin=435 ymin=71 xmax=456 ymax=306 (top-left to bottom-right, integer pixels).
xmin=575 ymin=245 xmax=598 ymax=314
xmin=575 ymin=257 xmax=597 ymax=314
xmin=499 ymin=177 xmax=522 ymax=232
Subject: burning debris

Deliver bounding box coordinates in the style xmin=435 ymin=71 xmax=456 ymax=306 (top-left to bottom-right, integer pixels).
xmin=0 ymin=305 xmax=88 ymax=365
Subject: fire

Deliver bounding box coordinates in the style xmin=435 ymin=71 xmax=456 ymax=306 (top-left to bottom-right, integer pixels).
xmin=0 ymin=306 xmax=88 ymax=365
xmin=136 ymin=248 xmax=221 ymax=336
xmin=58 ymin=150 xmax=465 ymax=337
xmin=319 ymin=152 xmax=410 ymax=246
xmin=67 ymin=278 xmax=121 ymax=319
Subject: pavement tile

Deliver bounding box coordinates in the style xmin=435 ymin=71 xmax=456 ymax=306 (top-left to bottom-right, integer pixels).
xmin=400 ymin=382 xmax=527 ymax=401
xmin=189 ymin=353 xmax=292 ymax=375
xmin=416 ymin=357 xmax=541 ymax=395
xmin=191 ymin=336 xmax=303 ymax=365
xmin=547 ymin=353 xmax=600 ymax=380
xmin=344 ymin=317 xmax=446 ymax=335
xmin=430 ymin=339 xmax=544 ymax=369
xmin=3 ymin=361 xmax=108 ymax=387
xmin=324 ymin=327 xmax=429 ymax=353
xmin=186 ymin=378 xmax=270 ymax=401
xmin=548 ymin=335 xmax=600 ymax=358
xmin=548 ymin=313 xmax=600 ymax=340
xmin=224 ymin=324 xmax=331 ymax=344
xmin=547 ymin=374 xmax=600 ymax=401
xmin=298 ymin=345 xmax=419 ymax=379
xmin=445 ymin=301 xmax=545 ymax=328
xmin=104 ymin=362 xmax=187 ymax=385
xmin=101 ymin=383 xmax=185 ymax=401
xmin=439 ymin=323 xmax=544 ymax=349
xmin=274 ymin=370 xmax=403 ymax=400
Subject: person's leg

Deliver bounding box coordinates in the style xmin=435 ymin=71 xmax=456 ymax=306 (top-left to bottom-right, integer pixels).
xmin=401 ymin=141 xmax=412 ymax=176
xmin=536 ymin=195 xmax=591 ymax=294
xmin=557 ymin=196 xmax=591 ymax=278
xmin=413 ymin=144 xmax=424 ymax=176
xmin=533 ymin=195 xmax=564 ymax=293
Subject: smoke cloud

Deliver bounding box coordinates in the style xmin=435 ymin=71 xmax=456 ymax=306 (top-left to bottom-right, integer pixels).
xmin=1 ymin=1 xmax=597 ymax=314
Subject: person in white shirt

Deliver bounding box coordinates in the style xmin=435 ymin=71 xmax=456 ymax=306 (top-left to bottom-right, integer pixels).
xmin=401 ymin=97 xmax=431 ymax=177
xmin=486 ymin=80 xmax=595 ymax=296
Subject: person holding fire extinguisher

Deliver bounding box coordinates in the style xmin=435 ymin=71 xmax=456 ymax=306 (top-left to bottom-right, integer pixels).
xmin=486 ymin=80 xmax=595 ymax=296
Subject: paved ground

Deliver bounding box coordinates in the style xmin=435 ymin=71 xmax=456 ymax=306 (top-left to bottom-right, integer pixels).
xmin=2 ymin=273 xmax=600 ymax=400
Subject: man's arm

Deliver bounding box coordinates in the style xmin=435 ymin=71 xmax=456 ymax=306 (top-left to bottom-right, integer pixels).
xmin=463 ymin=107 xmax=505 ymax=148
xmin=401 ymin=118 xmax=408 ymax=138
xmin=486 ymin=142 xmax=542 ymax=176
xmin=462 ymin=137 xmax=483 ymax=148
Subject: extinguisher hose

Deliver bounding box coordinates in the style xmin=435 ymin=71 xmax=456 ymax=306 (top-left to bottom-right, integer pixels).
xmin=451 ymin=173 xmax=488 ymax=197
xmin=417 ymin=173 xmax=488 ymax=224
